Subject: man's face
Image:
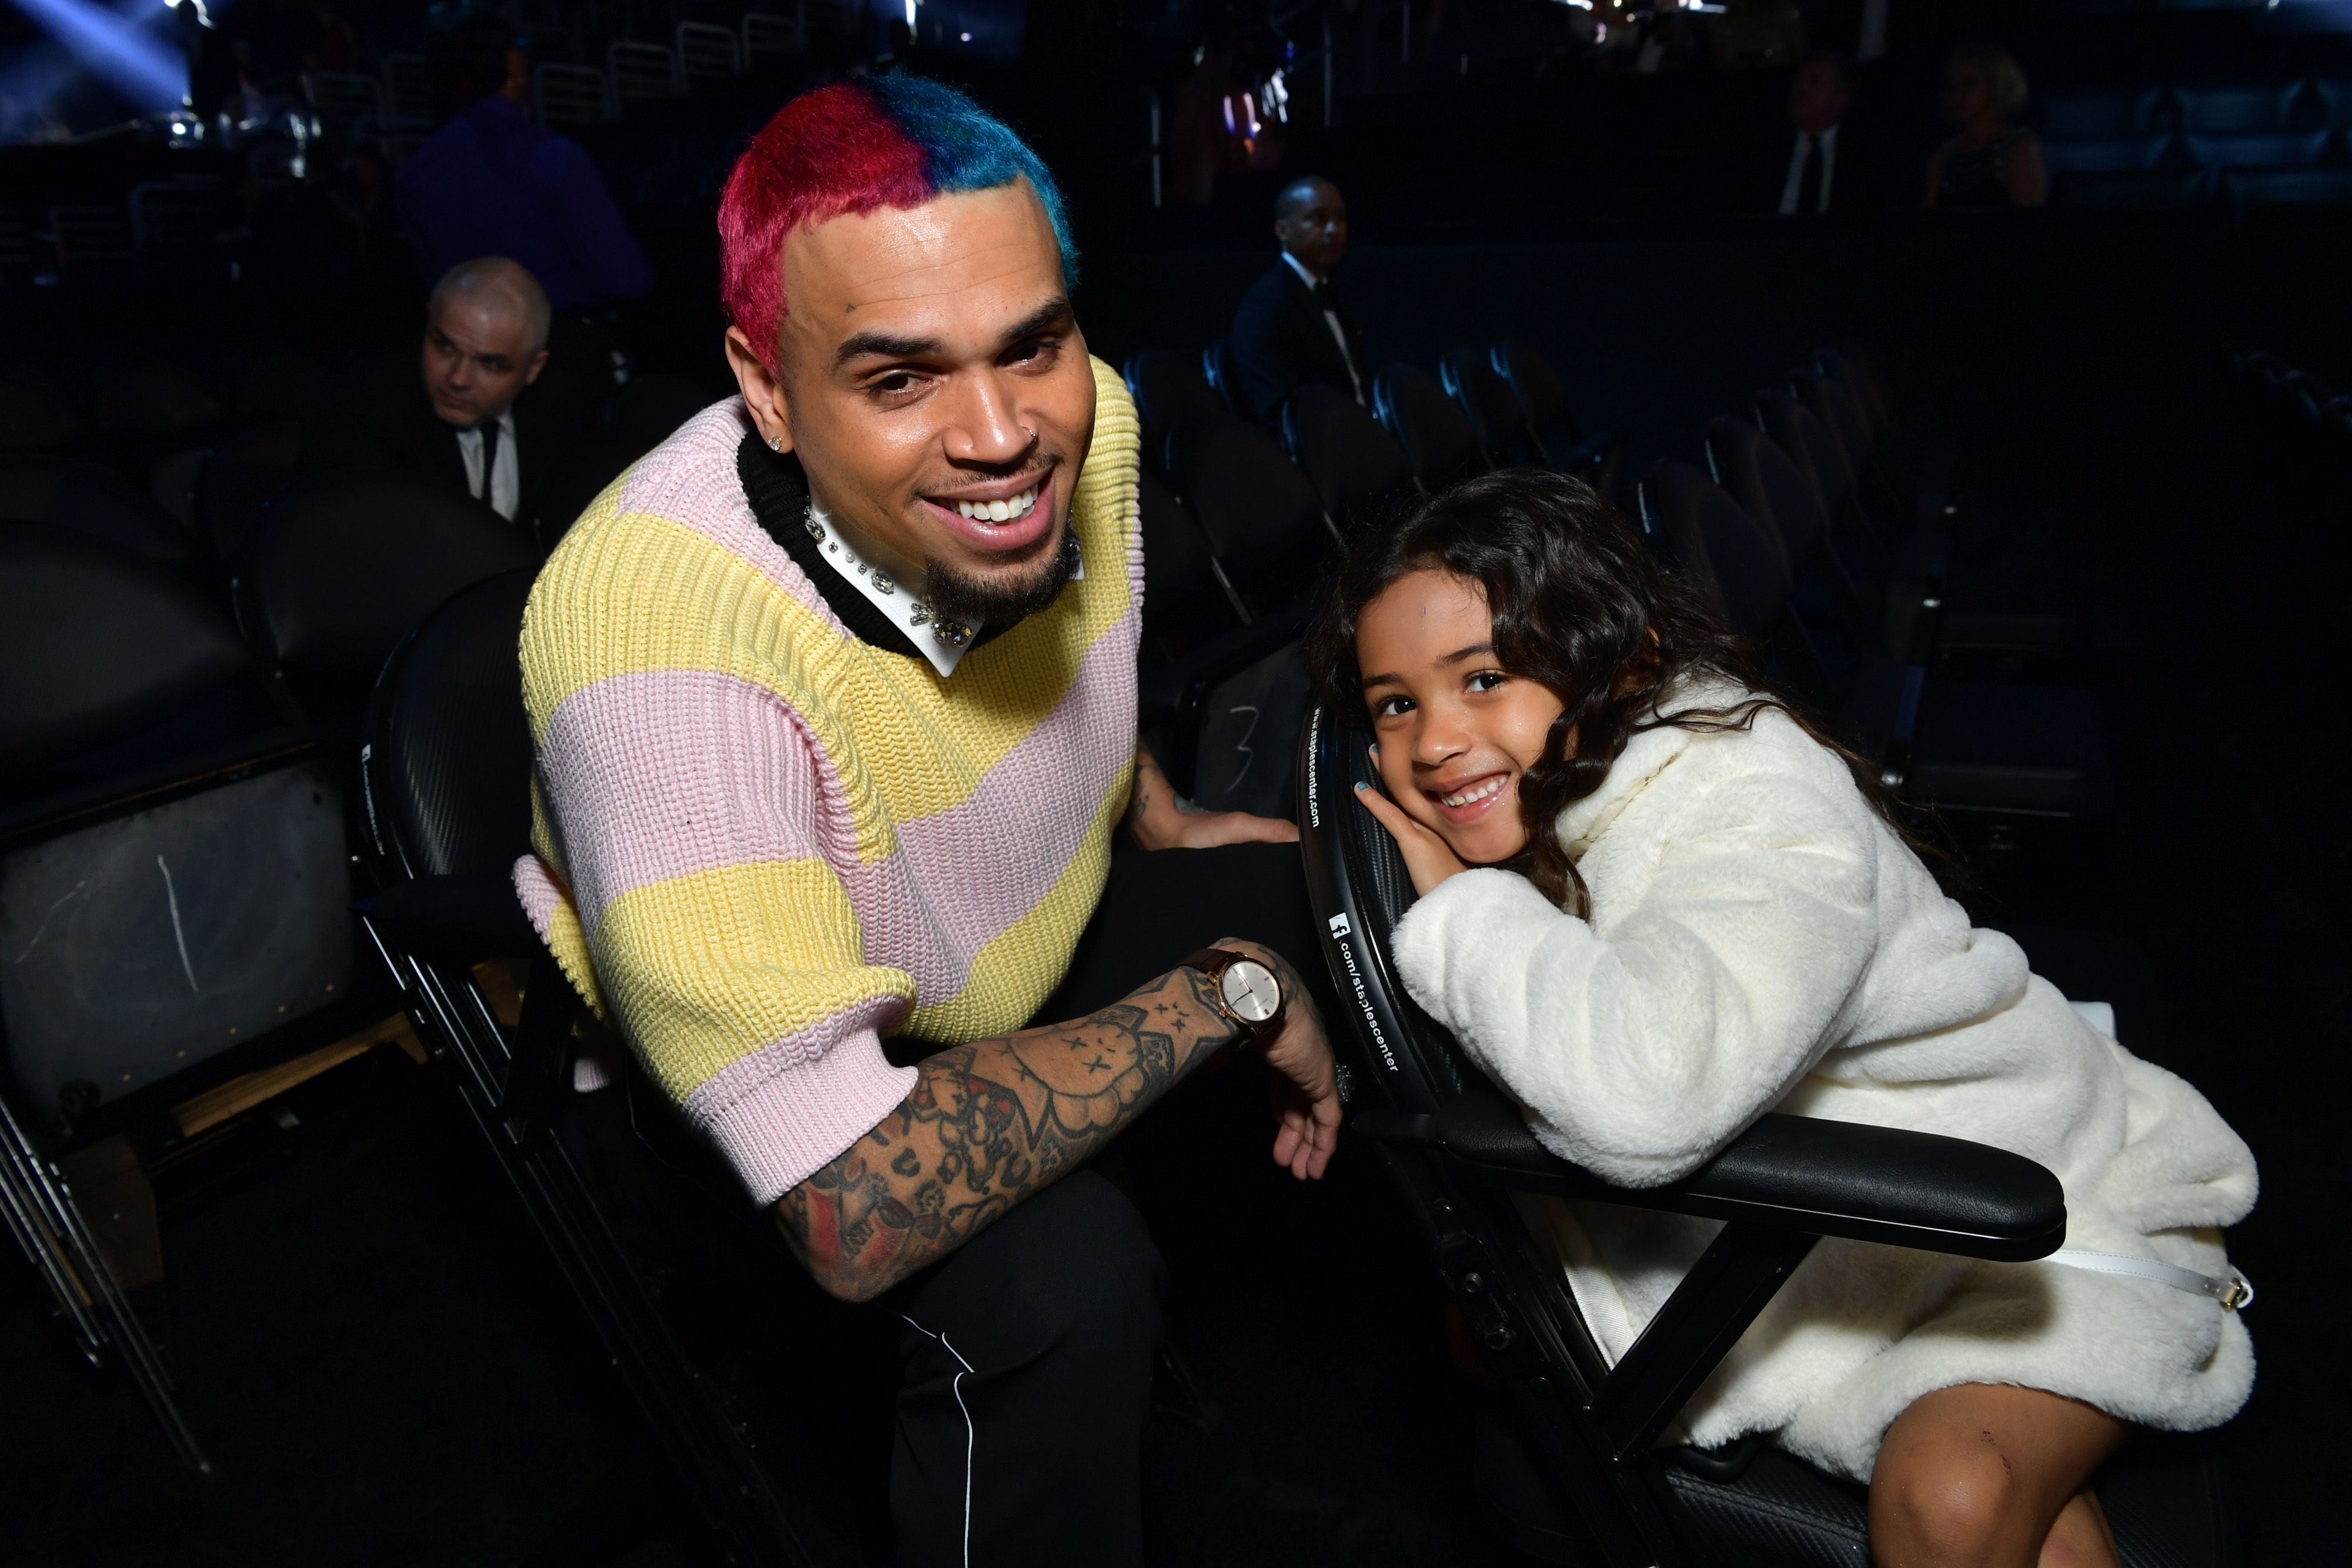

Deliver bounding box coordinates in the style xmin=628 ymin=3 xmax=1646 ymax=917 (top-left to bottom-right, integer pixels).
xmin=420 ymin=294 xmax=546 ymax=428
xmin=730 ymin=181 xmax=1095 ymax=623
xmin=1789 ymin=63 xmax=1850 ymax=136
xmin=1274 ymin=182 xmax=1348 ymax=276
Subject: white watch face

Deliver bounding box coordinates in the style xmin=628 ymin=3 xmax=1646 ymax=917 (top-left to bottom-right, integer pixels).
xmin=1221 ymin=960 xmax=1281 ymax=1025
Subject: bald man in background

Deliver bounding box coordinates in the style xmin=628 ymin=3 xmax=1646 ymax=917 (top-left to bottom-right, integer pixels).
xmin=1228 ymin=175 xmax=1368 ymax=430
xmin=329 ymin=257 xmax=585 ymax=547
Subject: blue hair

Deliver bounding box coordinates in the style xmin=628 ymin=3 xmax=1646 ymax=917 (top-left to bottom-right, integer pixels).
xmin=864 ymin=75 xmax=1079 ymax=288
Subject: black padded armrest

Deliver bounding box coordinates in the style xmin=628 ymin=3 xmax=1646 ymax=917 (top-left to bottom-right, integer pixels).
xmin=1425 ymin=1090 xmax=2066 ymax=1263
xmin=357 ymin=871 xmax=542 ymax=965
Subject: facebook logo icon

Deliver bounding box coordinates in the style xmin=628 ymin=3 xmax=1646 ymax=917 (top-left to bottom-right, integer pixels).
xmin=1327 ymin=913 xmax=1352 ymax=938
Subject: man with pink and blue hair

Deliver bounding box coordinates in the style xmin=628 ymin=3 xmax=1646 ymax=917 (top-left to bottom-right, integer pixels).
xmin=514 ymin=77 xmax=1344 ymax=1563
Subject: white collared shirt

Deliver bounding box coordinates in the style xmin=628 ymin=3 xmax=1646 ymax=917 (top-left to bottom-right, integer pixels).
xmin=1779 ymin=123 xmax=1840 ymax=216
xmin=455 ymin=409 xmax=519 ymax=519
xmin=805 ymin=500 xmax=1089 ymax=679
xmin=1280 ymin=249 xmax=1364 ymax=404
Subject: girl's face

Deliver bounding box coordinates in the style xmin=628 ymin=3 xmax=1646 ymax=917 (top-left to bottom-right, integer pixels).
xmin=1356 ymin=568 xmax=1569 ymax=868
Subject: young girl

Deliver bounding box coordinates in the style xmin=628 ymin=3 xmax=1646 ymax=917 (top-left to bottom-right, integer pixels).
xmin=1311 ymin=471 xmax=2255 ymax=1567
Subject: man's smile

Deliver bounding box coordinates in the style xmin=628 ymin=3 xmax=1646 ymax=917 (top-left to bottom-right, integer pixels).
xmin=920 ymin=467 xmax=1055 ymax=553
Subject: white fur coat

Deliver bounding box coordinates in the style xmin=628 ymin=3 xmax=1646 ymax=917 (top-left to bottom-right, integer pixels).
xmin=1389 ymin=688 xmax=2257 ymax=1482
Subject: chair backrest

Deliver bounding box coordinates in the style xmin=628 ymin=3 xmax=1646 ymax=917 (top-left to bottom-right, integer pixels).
xmin=235 ymin=473 xmax=538 ymax=687
xmin=1135 ymin=469 xmax=1242 ymax=664
xmin=1490 ymin=340 xmax=1581 ymax=453
xmin=1297 ymin=705 xmax=1471 ymax=1115
xmin=0 ymin=455 xmax=202 ymax=571
xmin=198 ymin=419 xmax=307 ymax=561
xmin=1123 ymin=348 xmax=1229 ymax=473
xmin=2042 ymin=86 xmax=2164 ymax=142
xmin=85 ymin=356 xmax=228 ymax=441
xmin=608 ymin=41 xmax=683 ymax=100
xmin=1440 ymin=350 xmax=1529 ymax=467
xmin=1795 ymin=369 xmax=1910 ymax=552
xmin=362 ymin=569 xmax=537 ymax=880
xmin=1200 ymin=339 xmax=1244 ymax=417
xmin=1706 ymin=416 xmax=1826 ymax=573
xmin=1636 ymin=460 xmax=1790 ymax=644
xmin=1167 ymin=414 xmax=1328 ymax=611
xmin=1793 ymin=367 xmax=1874 ymax=467
xmin=1815 ymin=346 xmax=1887 ymax=444
xmin=1372 ymin=363 xmax=1486 ymax=490
xmin=536 ymin=63 xmax=610 ymax=128
xmin=676 ymin=21 xmax=743 ymax=79
xmin=202 ymin=340 xmax=335 ymax=424
xmin=0 ymin=527 xmax=253 ymax=776
xmin=1281 ymin=384 xmax=1415 ymax=533
xmin=2179 ymin=82 xmax=2291 ymax=136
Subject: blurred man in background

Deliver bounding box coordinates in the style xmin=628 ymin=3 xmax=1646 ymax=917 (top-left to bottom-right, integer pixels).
xmin=1781 ymin=54 xmax=1852 ymax=215
xmin=1228 ymin=175 xmax=1367 ymax=429
xmin=396 ymin=25 xmax=653 ymax=310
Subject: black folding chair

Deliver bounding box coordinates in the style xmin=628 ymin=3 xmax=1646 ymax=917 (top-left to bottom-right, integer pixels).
xmin=1279 ymin=383 xmax=1415 ymax=536
xmin=1122 ymin=347 xmax=1231 ymax=475
xmin=1491 ymin=341 xmax=1624 ymax=496
xmin=1165 ymin=413 xmax=1331 ymax=621
xmin=0 ymin=527 xmax=359 ymax=1475
xmin=1295 ymin=706 xmax=2243 ymax=1567
xmin=1654 ymin=451 xmax=2110 ymax=825
xmin=1201 ymin=337 xmax=1245 ymax=417
xmin=1371 ymin=363 xmax=1488 ymax=492
xmin=355 ymin=571 xmax=829 ymax=1568
xmin=233 ymin=472 xmax=539 ymax=746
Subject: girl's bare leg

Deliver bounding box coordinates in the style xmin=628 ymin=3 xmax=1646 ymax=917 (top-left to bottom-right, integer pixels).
xmin=1869 ymin=1383 xmax=2126 ymax=1568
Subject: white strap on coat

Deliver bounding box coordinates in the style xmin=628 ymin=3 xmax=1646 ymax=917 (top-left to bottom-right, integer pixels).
xmin=2048 ymin=1248 xmax=2254 ymax=1310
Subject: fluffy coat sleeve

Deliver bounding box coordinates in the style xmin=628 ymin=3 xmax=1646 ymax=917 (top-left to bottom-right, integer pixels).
xmin=1389 ymin=733 xmax=1883 ymax=1187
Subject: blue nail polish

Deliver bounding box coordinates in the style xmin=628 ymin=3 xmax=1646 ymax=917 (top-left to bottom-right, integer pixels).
xmin=1354 ymin=781 xmax=1368 ymax=791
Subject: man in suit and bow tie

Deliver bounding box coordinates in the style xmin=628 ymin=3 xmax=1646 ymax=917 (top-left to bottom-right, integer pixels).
xmin=1228 ymin=176 xmax=1368 ymax=430
xmin=328 ymin=256 xmax=583 ymax=546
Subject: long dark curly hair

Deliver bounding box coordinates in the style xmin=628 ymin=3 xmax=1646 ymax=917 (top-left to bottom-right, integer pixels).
xmin=1308 ymin=469 xmax=1887 ymax=916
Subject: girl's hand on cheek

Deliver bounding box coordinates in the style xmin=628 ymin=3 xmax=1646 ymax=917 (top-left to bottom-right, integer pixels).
xmin=1353 ymin=766 xmax=1471 ymax=898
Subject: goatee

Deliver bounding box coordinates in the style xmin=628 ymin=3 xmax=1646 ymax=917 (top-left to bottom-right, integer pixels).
xmin=924 ymin=526 xmax=1082 ymax=630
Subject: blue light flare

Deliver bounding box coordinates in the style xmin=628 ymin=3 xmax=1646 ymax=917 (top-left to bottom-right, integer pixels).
xmin=8 ymin=0 xmax=188 ymax=112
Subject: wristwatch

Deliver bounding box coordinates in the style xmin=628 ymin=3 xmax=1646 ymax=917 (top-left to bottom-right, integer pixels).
xmin=1181 ymin=947 xmax=1287 ymax=1049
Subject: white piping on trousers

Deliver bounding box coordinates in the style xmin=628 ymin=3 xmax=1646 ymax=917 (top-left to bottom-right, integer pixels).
xmin=903 ymin=1315 xmax=977 ymax=1567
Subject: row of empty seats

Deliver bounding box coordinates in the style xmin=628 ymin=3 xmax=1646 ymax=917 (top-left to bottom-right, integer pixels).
xmin=1118 ymin=340 xmax=1619 ymax=805
xmin=2043 ymin=77 xmax=2352 ymax=208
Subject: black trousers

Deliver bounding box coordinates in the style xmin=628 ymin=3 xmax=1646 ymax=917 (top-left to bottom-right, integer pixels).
xmin=880 ymin=840 xmax=1336 ymax=1568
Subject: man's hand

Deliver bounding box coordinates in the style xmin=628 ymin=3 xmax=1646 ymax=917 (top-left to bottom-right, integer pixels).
xmin=1352 ymin=765 xmax=1471 ymax=898
xmin=1216 ymin=938 xmax=1341 ymax=1181
xmin=1129 ymin=745 xmax=1298 ymax=851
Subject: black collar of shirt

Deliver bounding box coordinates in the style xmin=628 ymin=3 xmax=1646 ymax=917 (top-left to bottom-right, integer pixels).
xmin=735 ymin=433 xmax=1012 ymax=661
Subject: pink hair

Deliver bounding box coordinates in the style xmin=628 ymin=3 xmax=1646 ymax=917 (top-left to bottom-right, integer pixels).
xmin=717 ymin=84 xmax=931 ymax=370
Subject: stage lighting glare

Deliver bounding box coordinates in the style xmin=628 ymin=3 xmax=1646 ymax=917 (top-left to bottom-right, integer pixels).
xmin=13 ymin=0 xmax=189 ymax=111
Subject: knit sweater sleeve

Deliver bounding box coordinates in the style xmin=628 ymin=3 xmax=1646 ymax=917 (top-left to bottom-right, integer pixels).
xmin=1388 ymin=737 xmax=1881 ymax=1188
xmin=515 ymin=595 xmax=918 ymax=1208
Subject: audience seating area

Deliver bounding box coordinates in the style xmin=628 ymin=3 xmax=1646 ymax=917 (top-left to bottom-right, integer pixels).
xmin=2040 ymin=78 xmax=2352 ymax=209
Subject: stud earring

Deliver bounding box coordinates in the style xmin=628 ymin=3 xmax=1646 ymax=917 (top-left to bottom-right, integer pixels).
xmin=767 ymin=434 xmax=783 ymax=452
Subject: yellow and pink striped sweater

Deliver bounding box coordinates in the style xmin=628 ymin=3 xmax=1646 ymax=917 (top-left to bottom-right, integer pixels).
xmin=513 ymin=358 xmax=1142 ymax=1202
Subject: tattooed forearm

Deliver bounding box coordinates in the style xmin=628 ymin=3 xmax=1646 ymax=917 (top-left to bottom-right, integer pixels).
xmin=774 ymin=957 xmax=1253 ymax=1302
